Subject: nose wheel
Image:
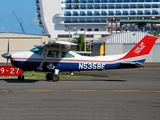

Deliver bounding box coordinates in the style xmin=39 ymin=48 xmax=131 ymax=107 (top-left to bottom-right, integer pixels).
xmin=18 ymin=74 xmax=24 ymax=81
xmin=46 ymin=73 xmax=59 ymax=82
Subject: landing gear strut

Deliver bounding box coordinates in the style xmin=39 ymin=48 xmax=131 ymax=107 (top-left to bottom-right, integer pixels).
xmin=46 ymin=73 xmax=59 ymax=82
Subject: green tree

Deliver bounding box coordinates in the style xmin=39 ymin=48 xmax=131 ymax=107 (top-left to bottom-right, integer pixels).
xmin=72 ymin=35 xmax=85 ymax=51
xmin=150 ymin=31 xmax=160 ymax=37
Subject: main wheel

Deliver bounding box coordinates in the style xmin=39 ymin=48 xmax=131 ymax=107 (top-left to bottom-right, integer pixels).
xmin=46 ymin=73 xmax=52 ymax=81
xmin=51 ymin=74 xmax=59 ymax=82
xmin=18 ymin=74 xmax=24 ymax=81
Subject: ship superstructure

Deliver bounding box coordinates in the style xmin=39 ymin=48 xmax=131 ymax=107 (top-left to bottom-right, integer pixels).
xmin=36 ymin=0 xmax=160 ymax=39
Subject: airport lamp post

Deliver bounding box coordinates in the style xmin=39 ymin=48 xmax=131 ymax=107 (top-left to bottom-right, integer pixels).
xmin=84 ymin=25 xmax=86 ymax=52
xmin=89 ymin=31 xmax=91 ymax=53
xmin=64 ymin=28 xmax=71 ymax=42
xmin=69 ymin=29 xmax=71 ymax=42
xmin=65 ymin=27 xmax=76 ymax=42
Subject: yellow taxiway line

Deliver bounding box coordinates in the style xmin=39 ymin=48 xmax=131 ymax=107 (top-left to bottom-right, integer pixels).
xmin=0 ymin=90 xmax=160 ymax=93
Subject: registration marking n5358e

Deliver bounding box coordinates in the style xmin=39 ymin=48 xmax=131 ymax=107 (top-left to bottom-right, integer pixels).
xmin=79 ymin=63 xmax=105 ymax=70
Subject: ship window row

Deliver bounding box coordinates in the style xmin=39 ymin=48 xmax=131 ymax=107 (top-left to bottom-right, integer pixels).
xmin=58 ymin=34 xmax=109 ymax=38
xmin=64 ymin=18 xmax=106 ymax=23
xmin=58 ymin=34 xmax=94 ymax=38
xmin=64 ymin=10 xmax=159 ymax=16
xmin=62 ymin=0 xmax=159 ymax=3
xmin=58 ymin=35 xmax=72 ymax=38
xmin=62 ymin=4 xmax=159 ymax=10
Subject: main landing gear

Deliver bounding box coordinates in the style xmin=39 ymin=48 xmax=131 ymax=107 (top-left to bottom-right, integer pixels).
xmin=46 ymin=69 xmax=60 ymax=82
xmin=46 ymin=73 xmax=59 ymax=82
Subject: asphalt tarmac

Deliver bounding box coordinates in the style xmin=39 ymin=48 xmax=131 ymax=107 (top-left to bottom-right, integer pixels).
xmin=0 ymin=63 xmax=160 ymax=120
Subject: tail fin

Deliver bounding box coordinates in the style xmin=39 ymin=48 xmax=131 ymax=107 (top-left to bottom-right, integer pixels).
xmin=122 ymin=35 xmax=158 ymax=59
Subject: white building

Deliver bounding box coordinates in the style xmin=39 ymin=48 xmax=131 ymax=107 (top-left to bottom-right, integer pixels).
xmin=92 ymin=32 xmax=160 ymax=62
xmin=0 ymin=33 xmax=49 ymax=63
xmin=36 ymin=0 xmax=160 ymax=40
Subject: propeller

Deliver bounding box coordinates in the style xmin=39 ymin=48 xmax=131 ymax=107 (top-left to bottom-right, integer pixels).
xmin=1 ymin=40 xmax=11 ymax=65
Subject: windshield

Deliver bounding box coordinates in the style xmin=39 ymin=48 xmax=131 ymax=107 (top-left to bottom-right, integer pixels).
xmin=30 ymin=46 xmax=43 ymax=55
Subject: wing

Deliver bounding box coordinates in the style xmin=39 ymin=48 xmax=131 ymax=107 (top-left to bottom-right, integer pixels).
xmin=44 ymin=41 xmax=77 ymax=51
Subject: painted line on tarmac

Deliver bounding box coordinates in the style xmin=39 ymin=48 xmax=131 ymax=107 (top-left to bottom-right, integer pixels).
xmin=27 ymin=90 xmax=53 ymax=92
xmin=70 ymin=90 xmax=96 ymax=92
xmin=0 ymin=90 xmax=160 ymax=93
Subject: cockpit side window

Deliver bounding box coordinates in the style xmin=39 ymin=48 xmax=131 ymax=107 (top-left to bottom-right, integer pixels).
xmin=47 ymin=50 xmax=58 ymax=58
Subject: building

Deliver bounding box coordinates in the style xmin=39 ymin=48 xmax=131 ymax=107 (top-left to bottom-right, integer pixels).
xmin=92 ymin=32 xmax=160 ymax=62
xmin=36 ymin=0 xmax=160 ymax=40
xmin=0 ymin=33 xmax=49 ymax=63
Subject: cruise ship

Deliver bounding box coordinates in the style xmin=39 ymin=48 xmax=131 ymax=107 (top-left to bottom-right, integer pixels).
xmin=36 ymin=0 xmax=160 ymax=40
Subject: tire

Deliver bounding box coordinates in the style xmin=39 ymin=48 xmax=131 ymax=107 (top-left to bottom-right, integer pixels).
xmin=46 ymin=73 xmax=52 ymax=81
xmin=18 ymin=75 xmax=24 ymax=81
xmin=51 ymin=74 xmax=59 ymax=82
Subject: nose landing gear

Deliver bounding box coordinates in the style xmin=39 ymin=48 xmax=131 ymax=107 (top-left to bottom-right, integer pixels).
xmin=18 ymin=74 xmax=24 ymax=81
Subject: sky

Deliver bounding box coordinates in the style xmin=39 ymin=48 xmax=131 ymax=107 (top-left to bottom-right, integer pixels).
xmin=0 ymin=0 xmax=43 ymax=34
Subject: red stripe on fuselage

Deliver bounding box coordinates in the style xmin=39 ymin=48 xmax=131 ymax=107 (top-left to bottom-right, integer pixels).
xmin=11 ymin=55 xmax=145 ymax=63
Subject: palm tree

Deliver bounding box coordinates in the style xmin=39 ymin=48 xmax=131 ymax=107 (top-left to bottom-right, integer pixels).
xmin=150 ymin=31 xmax=160 ymax=37
xmin=72 ymin=35 xmax=85 ymax=51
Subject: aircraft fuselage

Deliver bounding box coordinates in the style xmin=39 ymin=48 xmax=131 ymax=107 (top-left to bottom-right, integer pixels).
xmin=10 ymin=51 xmax=145 ymax=72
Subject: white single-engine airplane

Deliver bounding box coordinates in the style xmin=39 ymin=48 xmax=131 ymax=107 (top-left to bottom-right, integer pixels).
xmin=1 ymin=35 xmax=158 ymax=82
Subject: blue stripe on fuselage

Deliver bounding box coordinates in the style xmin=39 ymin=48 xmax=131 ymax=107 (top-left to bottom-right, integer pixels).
xmin=11 ymin=59 xmax=145 ymax=72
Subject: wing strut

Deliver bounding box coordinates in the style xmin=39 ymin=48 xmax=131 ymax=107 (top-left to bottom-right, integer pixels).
xmin=37 ymin=47 xmax=49 ymax=70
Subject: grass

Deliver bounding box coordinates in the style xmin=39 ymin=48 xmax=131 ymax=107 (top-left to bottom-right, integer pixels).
xmin=24 ymin=71 xmax=92 ymax=79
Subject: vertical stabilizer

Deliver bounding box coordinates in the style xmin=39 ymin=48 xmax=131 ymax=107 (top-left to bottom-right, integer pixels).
xmin=121 ymin=35 xmax=158 ymax=59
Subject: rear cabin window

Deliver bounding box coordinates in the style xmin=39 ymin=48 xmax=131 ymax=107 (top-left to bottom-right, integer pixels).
xmin=47 ymin=50 xmax=74 ymax=58
xmin=61 ymin=52 xmax=74 ymax=58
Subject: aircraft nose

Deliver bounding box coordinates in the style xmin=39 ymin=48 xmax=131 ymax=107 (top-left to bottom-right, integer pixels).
xmin=1 ymin=52 xmax=11 ymax=59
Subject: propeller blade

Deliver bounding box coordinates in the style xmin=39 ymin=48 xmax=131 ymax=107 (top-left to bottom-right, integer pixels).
xmin=1 ymin=39 xmax=11 ymax=65
xmin=6 ymin=58 xmax=9 ymax=65
xmin=6 ymin=39 xmax=10 ymax=65
xmin=7 ymin=39 xmax=9 ymax=53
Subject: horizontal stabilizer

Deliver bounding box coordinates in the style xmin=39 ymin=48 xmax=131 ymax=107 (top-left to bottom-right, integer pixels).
xmin=118 ymin=62 xmax=145 ymax=69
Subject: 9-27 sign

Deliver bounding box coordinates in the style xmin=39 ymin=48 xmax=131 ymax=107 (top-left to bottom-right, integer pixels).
xmin=0 ymin=66 xmax=23 ymax=76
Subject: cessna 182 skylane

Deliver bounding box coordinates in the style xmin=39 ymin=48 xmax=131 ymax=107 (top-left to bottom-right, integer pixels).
xmin=1 ymin=35 xmax=158 ymax=82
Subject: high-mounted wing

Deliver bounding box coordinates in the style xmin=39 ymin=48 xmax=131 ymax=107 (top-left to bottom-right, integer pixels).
xmin=44 ymin=41 xmax=77 ymax=51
